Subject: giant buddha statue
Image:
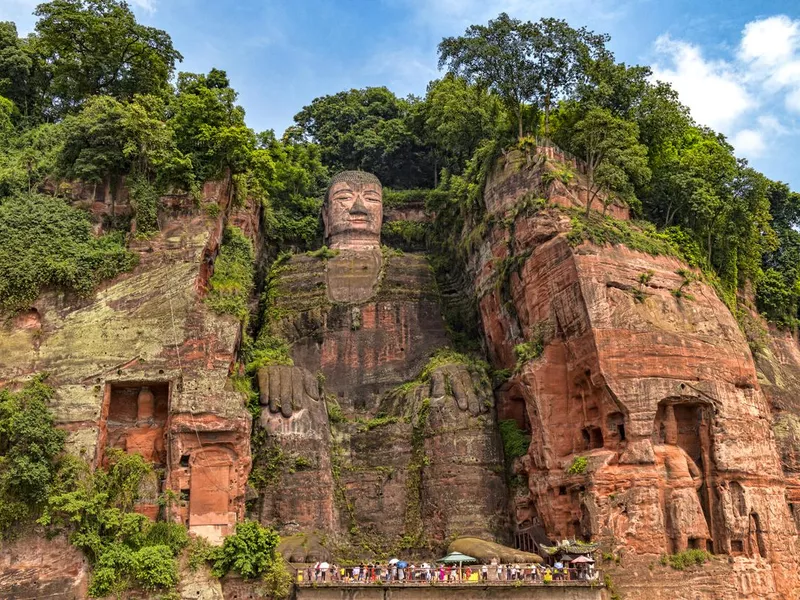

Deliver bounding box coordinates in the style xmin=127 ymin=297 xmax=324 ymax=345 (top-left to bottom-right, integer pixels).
xmin=252 ymin=171 xmax=509 ymax=560
xmin=323 ymin=170 xmax=383 ymax=251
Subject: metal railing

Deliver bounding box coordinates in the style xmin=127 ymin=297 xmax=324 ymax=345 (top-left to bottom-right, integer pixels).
xmin=295 ymin=566 xmax=600 ymax=586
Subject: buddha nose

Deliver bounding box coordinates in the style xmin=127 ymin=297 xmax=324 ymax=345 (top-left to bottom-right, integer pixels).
xmin=349 ymin=195 xmax=369 ymax=216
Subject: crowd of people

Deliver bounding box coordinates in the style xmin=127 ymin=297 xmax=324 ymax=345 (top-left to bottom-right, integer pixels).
xmin=300 ymin=561 xmax=598 ymax=584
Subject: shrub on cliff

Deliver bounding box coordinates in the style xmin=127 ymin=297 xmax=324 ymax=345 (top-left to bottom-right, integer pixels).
xmin=499 ymin=420 xmax=531 ymax=462
xmin=660 ymin=549 xmax=711 ymax=570
xmin=205 ymin=225 xmax=255 ymax=322
xmin=210 ymin=520 xmax=279 ymax=578
xmin=42 ymin=450 xmax=188 ymax=597
xmin=0 ymin=375 xmax=66 ymax=537
xmin=0 ymin=194 xmax=137 ymax=312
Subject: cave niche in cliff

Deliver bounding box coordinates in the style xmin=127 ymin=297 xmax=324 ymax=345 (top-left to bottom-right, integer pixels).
xmin=102 ymin=381 xmax=170 ymax=466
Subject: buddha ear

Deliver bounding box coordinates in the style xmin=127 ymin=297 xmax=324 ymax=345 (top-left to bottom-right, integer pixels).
xmin=322 ymin=202 xmax=329 ymax=235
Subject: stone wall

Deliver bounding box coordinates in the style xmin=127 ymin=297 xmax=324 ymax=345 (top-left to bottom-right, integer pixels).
xmin=295 ymin=584 xmax=602 ymax=600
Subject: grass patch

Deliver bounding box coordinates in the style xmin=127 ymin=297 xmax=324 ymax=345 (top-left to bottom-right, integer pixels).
xmin=566 ymin=455 xmax=588 ymax=475
xmin=566 ymin=208 xmax=679 ymax=258
xmin=381 ymin=220 xmax=429 ymax=250
xmin=499 ymin=420 xmax=530 ymax=462
xmin=659 ymin=549 xmax=711 ymax=570
xmin=205 ymin=225 xmax=255 ymax=322
xmin=356 ymin=413 xmax=403 ymax=432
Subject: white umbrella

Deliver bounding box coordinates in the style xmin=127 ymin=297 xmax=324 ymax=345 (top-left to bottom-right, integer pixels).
xmin=319 ymin=562 xmax=330 ymax=570
xmin=389 ymin=558 xmax=400 ymax=565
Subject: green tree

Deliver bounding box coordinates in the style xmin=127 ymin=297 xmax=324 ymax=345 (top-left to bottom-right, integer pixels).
xmin=58 ymin=94 xmax=189 ymax=215
xmin=293 ymin=86 xmax=430 ymax=188
xmin=43 ymin=450 xmax=187 ymax=596
xmin=570 ymin=107 xmax=650 ymax=215
xmin=413 ymin=74 xmax=500 ymax=180
xmin=0 ymin=375 xmax=66 ymax=536
xmin=438 ymin=13 xmax=537 ymax=140
xmin=0 ymin=22 xmax=51 ymax=123
xmin=530 ymin=18 xmax=609 ymax=135
xmin=170 ymin=69 xmax=255 ymax=182
xmin=252 ymin=131 xmax=328 ymax=249
xmin=0 ymin=121 xmax=63 ymax=197
xmin=34 ymin=0 xmax=182 ymax=113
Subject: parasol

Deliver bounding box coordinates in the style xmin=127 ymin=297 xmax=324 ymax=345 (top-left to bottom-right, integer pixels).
xmin=571 ymin=555 xmax=595 ymax=563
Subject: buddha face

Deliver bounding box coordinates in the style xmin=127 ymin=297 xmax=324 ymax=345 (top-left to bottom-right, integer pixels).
xmin=323 ymin=172 xmax=383 ymax=250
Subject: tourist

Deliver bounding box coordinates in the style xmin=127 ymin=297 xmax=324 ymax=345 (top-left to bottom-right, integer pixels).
xmin=496 ymin=562 xmax=503 ymax=581
xmin=544 ymin=568 xmax=553 ymax=584
xmin=353 ymin=564 xmax=360 ymax=582
xmin=481 ymin=564 xmax=488 ymax=581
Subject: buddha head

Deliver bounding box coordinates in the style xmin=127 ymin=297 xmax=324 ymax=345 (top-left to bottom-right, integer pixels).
xmin=323 ymin=171 xmax=383 ymax=250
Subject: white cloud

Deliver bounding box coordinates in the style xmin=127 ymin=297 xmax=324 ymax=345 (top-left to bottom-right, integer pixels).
xmin=651 ymin=15 xmax=800 ymax=164
xmin=731 ymin=129 xmax=767 ymax=157
xmin=787 ymin=88 xmax=800 ymax=113
xmin=652 ymin=35 xmax=754 ymax=131
xmin=739 ymin=15 xmax=799 ymax=67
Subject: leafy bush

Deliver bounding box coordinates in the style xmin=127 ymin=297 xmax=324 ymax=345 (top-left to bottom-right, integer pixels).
xmin=756 ymin=268 xmax=800 ymax=328
xmin=187 ymin=536 xmax=216 ymax=572
xmin=660 ymin=549 xmax=711 ymax=570
xmin=210 ymin=520 xmax=281 ymax=579
xmin=514 ymin=340 xmax=543 ymax=365
xmin=381 ymin=220 xmax=429 ymax=250
xmin=419 ymin=347 xmax=489 ymax=381
xmin=566 ymin=456 xmax=588 ymax=475
xmin=129 ymin=177 xmax=159 ymax=235
xmin=0 ymin=194 xmax=137 ymax=311
xmin=245 ymin=334 xmax=293 ymax=373
xmin=499 ymin=420 xmax=530 ymax=461
xmin=0 ymin=375 xmax=67 ymax=536
xmin=42 ymin=450 xmax=188 ymax=597
xmin=205 ymin=225 xmax=255 ymax=322
xmin=326 ymin=398 xmax=347 ymax=423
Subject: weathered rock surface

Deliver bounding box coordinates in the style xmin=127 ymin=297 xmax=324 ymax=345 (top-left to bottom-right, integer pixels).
xmin=0 ymin=181 xmax=253 ymax=596
xmin=253 ymin=249 xmax=509 ymax=556
xmin=469 ymin=154 xmax=800 ymax=598
xmin=0 ymin=534 xmax=88 ymax=600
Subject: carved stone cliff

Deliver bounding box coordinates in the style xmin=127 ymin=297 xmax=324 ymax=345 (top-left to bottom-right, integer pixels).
xmin=253 ymin=248 xmax=509 ymax=558
xmin=468 ymin=150 xmax=800 ymax=598
xmin=0 ymin=180 xmax=254 ymax=597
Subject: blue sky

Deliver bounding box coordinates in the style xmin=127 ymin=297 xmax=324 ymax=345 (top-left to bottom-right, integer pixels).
xmin=3 ymin=0 xmax=800 ymax=188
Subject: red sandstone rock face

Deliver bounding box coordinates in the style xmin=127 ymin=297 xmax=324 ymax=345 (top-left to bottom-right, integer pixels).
xmin=469 ymin=158 xmax=800 ymax=598
xmin=0 ymin=179 xmax=254 ymax=594
xmin=253 ymin=250 xmax=509 ymax=556
xmin=0 ymin=534 xmax=89 ymax=599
